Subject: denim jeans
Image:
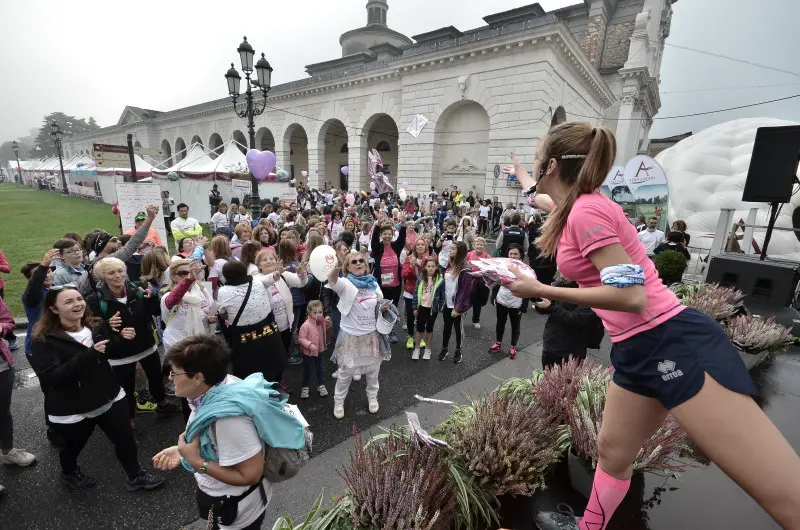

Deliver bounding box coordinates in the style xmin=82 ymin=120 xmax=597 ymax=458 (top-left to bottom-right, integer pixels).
xmin=301 ymin=355 xmax=324 ymax=387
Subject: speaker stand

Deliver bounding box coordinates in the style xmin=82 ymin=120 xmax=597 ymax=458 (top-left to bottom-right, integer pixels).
xmin=760 ymin=201 xmax=780 ymax=261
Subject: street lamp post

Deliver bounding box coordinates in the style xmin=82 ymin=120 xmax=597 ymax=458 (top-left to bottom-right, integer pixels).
xmin=50 ymin=122 xmax=68 ymax=194
xmin=11 ymin=140 xmax=22 ymax=184
xmin=225 ymin=36 xmax=273 ymax=221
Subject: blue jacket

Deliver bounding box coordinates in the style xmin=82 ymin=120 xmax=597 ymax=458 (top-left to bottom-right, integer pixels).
xmin=185 ymin=374 xmax=306 ymax=464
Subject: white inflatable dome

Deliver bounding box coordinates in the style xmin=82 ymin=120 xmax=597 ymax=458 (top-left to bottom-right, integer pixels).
xmin=655 ymin=117 xmax=800 ymax=261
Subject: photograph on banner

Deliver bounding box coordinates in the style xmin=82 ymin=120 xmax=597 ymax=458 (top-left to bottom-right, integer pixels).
xmin=115 ymin=182 xmax=169 ymax=246
xmin=600 ymin=155 xmax=669 ymax=231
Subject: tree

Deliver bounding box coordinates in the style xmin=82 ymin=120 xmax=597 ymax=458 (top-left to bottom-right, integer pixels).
xmin=31 ymin=112 xmax=101 ymax=157
xmin=0 ymin=140 xmax=32 ymax=165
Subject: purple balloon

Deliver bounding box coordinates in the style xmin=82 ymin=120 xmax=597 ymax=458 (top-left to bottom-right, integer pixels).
xmin=340 ymin=166 xmax=349 ymax=177
xmin=246 ymin=149 xmax=276 ymax=182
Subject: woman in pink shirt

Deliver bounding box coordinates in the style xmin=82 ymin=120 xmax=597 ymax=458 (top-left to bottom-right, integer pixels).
xmin=505 ymin=122 xmax=800 ymax=530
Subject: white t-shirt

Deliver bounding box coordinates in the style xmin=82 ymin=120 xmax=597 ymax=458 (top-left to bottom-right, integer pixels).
xmin=218 ymin=281 xmax=272 ymax=326
xmin=233 ymin=214 xmax=252 ymax=225
xmin=160 ymin=288 xmax=214 ymax=350
xmin=266 ymin=281 xmax=290 ymax=331
xmin=638 ymin=229 xmax=665 ymax=255
xmin=189 ymin=378 xmax=271 ymax=530
xmin=246 ymin=263 xmax=260 ymax=277
xmin=495 ymin=285 xmax=523 ymax=309
xmin=171 ymin=216 xmax=200 ymax=235
xmin=209 ymin=258 xmax=229 ymax=285
xmin=267 ymin=212 xmax=281 ymax=226
xmin=479 ymin=205 xmax=491 ymax=219
xmin=210 ymin=212 xmax=229 ymax=231
xmin=340 ymin=287 xmax=380 ymax=336
xmin=445 ymin=272 xmax=457 ymax=309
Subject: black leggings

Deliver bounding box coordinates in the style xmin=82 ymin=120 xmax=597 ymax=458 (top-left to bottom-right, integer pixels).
xmin=441 ymin=308 xmax=462 ymax=350
xmin=404 ymin=298 xmax=415 ymax=334
xmin=111 ymin=350 xmax=166 ymax=419
xmin=52 ymin=398 xmax=141 ymax=479
xmin=496 ymin=304 xmax=522 ymax=347
xmin=0 ymin=368 xmax=13 ymax=451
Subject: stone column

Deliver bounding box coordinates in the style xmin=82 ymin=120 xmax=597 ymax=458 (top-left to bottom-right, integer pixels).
xmin=585 ymin=2 xmax=609 ymax=67
xmin=348 ymin=136 xmax=367 ymax=192
xmin=614 ymin=93 xmax=642 ymax=165
xmin=306 ymin=140 xmax=324 ymax=189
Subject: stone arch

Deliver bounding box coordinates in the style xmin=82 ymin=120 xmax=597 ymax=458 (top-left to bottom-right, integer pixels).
xmin=283 ymin=123 xmax=308 ymax=184
xmin=434 ymin=100 xmax=490 ymax=194
xmin=551 ymin=106 xmax=567 ymax=128
xmin=231 ymin=130 xmax=247 ymax=155
xmin=318 ymin=119 xmax=349 ymax=190
xmin=174 ymin=137 xmax=186 ymax=161
xmin=160 ymin=139 xmax=172 ymax=163
xmin=362 ymin=113 xmax=400 ymax=191
xmin=208 ymin=133 xmax=224 ymax=159
xmin=255 ymin=127 xmax=275 ymax=152
xmin=190 ymin=135 xmax=204 ymax=149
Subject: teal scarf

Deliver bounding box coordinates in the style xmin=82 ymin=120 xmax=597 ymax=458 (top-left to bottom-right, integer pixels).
xmin=348 ymin=273 xmax=378 ymax=291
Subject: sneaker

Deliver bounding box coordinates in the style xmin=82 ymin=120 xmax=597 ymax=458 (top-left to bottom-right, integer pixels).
xmin=164 ymin=381 xmax=176 ymax=397
xmin=438 ymin=348 xmax=448 ymax=361
xmin=331 ymin=370 xmax=340 ymax=379
xmin=412 ymin=348 xmax=420 ymax=360
xmin=318 ymin=385 xmax=328 ymax=397
xmin=406 ymin=336 xmax=414 ymax=349
xmin=333 ymin=403 xmax=345 ymax=419
xmin=368 ymin=399 xmax=379 ymax=414
xmin=61 ymin=468 xmax=97 ymax=490
xmin=389 ymin=332 xmax=399 ymax=344
xmin=420 ymin=339 xmax=426 ymax=348
xmin=473 ymin=322 xmax=481 ymax=330
xmin=125 ymin=470 xmax=165 ymax=492
xmin=155 ymin=401 xmax=180 ymax=419
xmin=0 ymin=448 xmax=36 ymax=467
xmin=353 ymin=373 xmax=362 ymax=381
xmin=136 ymin=399 xmax=157 ymax=414
xmin=422 ymin=348 xmax=431 ymax=360
xmin=453 ymin=349 xmax=463 ymax=364
xmin=300 ymin=387 xmax=310 ymax=399
xmin=509 ymin=346 xmax=517 ymax=360
xmin=401 ymin=322 xmax=407 ymax=330
xmin=489 ymin=342 xmax=503 ymax=354
xmin=288 ymin=356 xmax=303 ymax=366
xmin=534 ymin=504 xmax=580 ymax=530
xmin=7 ymin=340 xmax=19 ymax=351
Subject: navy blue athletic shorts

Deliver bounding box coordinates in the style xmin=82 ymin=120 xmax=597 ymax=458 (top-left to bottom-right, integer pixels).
xmin=610 ymin=307 xmax=758 ymax=410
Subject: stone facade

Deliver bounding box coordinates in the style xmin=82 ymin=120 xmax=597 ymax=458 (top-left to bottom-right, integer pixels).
xmin=64 ymin=1 xmax=675 ymax=205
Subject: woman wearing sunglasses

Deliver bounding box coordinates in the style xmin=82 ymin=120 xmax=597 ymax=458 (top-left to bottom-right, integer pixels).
xmin=161 ymin=259 xmax=217 ymax=353
xmin=326 ymin=248 xmax=391 ymax=419
xmin=28 ymin=285 xmax=164 ymax=491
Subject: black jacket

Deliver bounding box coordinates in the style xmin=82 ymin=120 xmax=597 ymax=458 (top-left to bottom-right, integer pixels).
xmin=500 ymin=226 xmax=526 ymax=258
xmin=29 ymin=329 xmax=122 ymax=417
xmin=535 ymin=299 xmax=602 ymax=355
xmin=86 ymin=282 xmax=159 ymax=361
xmin=653 ymin=242 xmax=690 ymax=260
xmin=371 ymin=225 xmax=407 ymax=288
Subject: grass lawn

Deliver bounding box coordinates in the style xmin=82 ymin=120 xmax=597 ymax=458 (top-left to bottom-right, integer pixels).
xmin=0 ymin=184 xmax=122 ymax=316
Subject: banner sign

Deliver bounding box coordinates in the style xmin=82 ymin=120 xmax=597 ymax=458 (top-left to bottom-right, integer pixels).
xmin=115 ymin=182 xmax=169 ymax=245
xmin=600 ymin=155 xmax=669 ymax=231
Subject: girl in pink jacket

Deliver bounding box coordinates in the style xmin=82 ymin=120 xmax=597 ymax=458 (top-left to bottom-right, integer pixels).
xmin=297 ymin=300 xmax=329 ymax=399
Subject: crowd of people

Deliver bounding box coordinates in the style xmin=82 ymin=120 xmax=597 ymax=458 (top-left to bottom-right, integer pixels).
xmin=1 ymin=121 xmax=798 ymax=530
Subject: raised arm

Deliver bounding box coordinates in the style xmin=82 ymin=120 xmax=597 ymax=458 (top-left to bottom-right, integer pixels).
xmin=113 ymin=204 xmax=159 ymax=263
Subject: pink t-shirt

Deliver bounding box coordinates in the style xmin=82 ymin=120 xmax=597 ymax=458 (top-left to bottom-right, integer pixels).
xmin=556 ymin=192 xmax=684 ymax=343
xmin=380 ymin=248 xmax=400 ymax=288
xmin=466 ymin=250 xmax=490 ymax=262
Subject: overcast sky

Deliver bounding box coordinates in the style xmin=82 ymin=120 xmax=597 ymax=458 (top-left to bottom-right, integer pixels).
xmin=0 ymin=0 xmax=798 ymax=142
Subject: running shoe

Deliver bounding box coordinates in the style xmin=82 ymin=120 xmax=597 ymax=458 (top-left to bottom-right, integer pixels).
xmin=318 ymin=385 xmax=328 ymax=397
xmin=0 ymin=448 xmax=36 ymax=467
xmin=438 ymin=348 xmax=448 ymax=361
xmin=422 ymin=348 xmax=431 ymax=360
xmin=473 ymin=322 xmax=481 ymax=330
xmin=401 ymin=322 xmax=407 ymax=330
xmin=534 ymin=504 xmax=579 ymax=530
xmin=61 ymin=468 xmax=97 ymax=490
xmin=301 ymin=387 xmax=310 ymax=399
xmin=7 ymin=340 xmax=18 ymax=351
xmin=412 ymin=348 xmax=420 ymax=360
xmin=489 ymin=342 xmax=503 ymax=354
xmin=509 ymin=346 xmax=517 ymax=360
xmin=368 ymin=399 xmax=379 ymax=414
xmin=453 ymin=349 xmax=463 ymax=364
xmin=135 ymin=392 xmax=157 ymax=413
xmin=333 ymin=403 xmax=345 ymax=419
xmin=288 ymin=356 xmax=303 ymax=366
xmin=406 ymin=336 xmax=414 ymax=349
xmin=164 ymin=381 xmax=176 ymax=397
xmin=125 ymin=470 xmax=165 ymax=492
xmin=389 ymin=332 xmax=399 ymax=344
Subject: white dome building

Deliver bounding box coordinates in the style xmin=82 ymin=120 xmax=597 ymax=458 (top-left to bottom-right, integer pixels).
xmin=655 ymin=117 xmax=800 ymax=261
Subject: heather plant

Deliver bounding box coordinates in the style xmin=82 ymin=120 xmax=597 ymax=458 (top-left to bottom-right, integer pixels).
xmin=726 ymin=314 xmax=793 ymax=354
xmin=446 ymin=393 xmax=562 ymax=497
xmin=675 ymin=283 xmax=744 ymax=321
xmin=532 ymin=357 xmax=609 ymax=425
xmin=339 ymin=430 xmax=457 ymax=530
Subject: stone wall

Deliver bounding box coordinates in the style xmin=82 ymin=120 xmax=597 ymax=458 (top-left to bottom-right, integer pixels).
xmin=600 ymin=21 xmax=635 ymax=70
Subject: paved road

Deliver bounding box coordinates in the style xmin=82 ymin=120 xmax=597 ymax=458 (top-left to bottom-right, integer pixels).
xmin=0 ymin=305 xmax=551 ymax=529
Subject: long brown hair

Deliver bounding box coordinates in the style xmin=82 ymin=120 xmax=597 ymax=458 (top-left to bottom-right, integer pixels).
xmin=240 ymin=241 xmax=262 ymax=270
xmin=447 ymin=241 xmax=468 ymax=273
xmin=304 ymin=232 xmax=323 ymax=261
xmin=32 ymin=287 xmax=93 ymax=340
xmin=140 ymin=248 xmax=170 ymax=285
xmin=536 ymin=122 xmax=616 ymax=256
xmin=278 ymin=239 xmax=297 ymax=264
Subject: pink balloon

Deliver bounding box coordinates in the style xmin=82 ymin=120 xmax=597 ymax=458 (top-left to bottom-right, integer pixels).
xmin=346 ymin=193 xmax=355 ymax=206
xmin=340 ymin=166 xmax=349 ymax=177
xmin=246 ymin=150 xmax=276 ymax=182
xmin=402 ymin=181 xmax=408 ymax=190
xmin=301 ymin=170 xmax=308 ymax=178
xmin=369 ymin=182 xmax=376 ymax=191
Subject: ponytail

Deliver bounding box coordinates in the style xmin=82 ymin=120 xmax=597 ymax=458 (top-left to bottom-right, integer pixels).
xmin=536 ymin=123 xmax=616 ymax=257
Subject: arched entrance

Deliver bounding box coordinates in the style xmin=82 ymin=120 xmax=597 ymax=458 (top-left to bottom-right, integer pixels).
xmin=363 ymin=113 xmax=400 ymax=190
xmin=255 ymin=127 xmax=275 ymax=152
xmin=319 ymin=119 xmax=349 ymax=190
xmin=434 ymin=101 xmax=490 ymax=194
xmin=208 ymin=133 xmax=224 ymax=159
xmin=284 ymin=124 xmax=308 ymax=184
xmin=160 ymin=139 xmax=172 ymax=163
xmin=232 ymin=130 xmax=247 ymax=154
xmin=174 ymin=137 xmax=186 ymax=162
xmin=190 ymin=135 xmax=204 ymax=149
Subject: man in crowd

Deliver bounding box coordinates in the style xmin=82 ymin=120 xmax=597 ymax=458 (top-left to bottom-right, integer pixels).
xmin=170 ymin=203 xmax=202 ymax=241
xmin=496 ymin=212 xmax=528 ymax=258
xmin=124 ymin=212 xmax=162 ymax=246
xmin=638 ymin=216 xmax=665 ymax=256
xmin=161 ymin=191 xmax=175 ymax=236
xmin=208 ymin=184 xmax=222 ymax=218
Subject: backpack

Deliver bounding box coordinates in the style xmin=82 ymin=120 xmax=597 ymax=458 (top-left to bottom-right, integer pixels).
xmin=584 ymin=314 xmax=605 ymax=349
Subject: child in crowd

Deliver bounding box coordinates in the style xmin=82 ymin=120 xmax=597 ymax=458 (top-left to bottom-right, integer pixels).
xmin=488 ymin=244 xmax=528 ymax=359
xmin=210 ymin=202 xmax=229 ymax=235
xmin=297 ymin=300 xmax=329 ymax=399
xmin=438 ymin=241 xmax=476 ymax=363
xmin=411 ymin=258 xmax=443 ymax=360
xmin=401 ymin=238 xmax=428 ymax=349
xmin=466 ymin=236 xmax=491 ymax=329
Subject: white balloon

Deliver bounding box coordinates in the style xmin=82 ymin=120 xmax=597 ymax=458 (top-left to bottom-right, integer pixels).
xmin=398 ymin=188 xmax=407 ymax=201
xmin=309 ymin=245 xmax=338 ymax=282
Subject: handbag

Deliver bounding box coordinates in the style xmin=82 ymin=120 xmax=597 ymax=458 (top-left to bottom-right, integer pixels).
xmin=196 ymin=480 xmax=265 ymax=528
xmin=222 ymin=279 xmax=252 ymax=342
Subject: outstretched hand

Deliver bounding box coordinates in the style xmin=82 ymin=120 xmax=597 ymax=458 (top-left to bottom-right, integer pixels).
xmin=506 ymin=264 xmax=546 ymax=299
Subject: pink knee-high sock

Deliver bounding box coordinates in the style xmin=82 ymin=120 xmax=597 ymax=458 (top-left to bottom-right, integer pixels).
xmin=579 ymin=466 xmax=630 ymax=530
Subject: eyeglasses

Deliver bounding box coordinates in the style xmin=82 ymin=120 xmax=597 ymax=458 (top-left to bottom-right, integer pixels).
xmin=49 ymin=284 xmax=76 ymax=291
xmin=169 ymin=370 xmax=188 ymax=377
xmin=349 ymin=259 xmax=365 ymax=265
xmin=175 ymin=270 xmax=191 ymax=277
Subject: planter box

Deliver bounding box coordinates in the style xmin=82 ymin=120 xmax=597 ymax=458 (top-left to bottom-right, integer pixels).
xmin=567 ymin=450 xmax=594 ymax=498
xmin=739 ymin=350 xmax=768 ymax=370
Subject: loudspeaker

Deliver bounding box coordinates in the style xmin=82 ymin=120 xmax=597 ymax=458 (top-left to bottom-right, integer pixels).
xmin=741 ymin=125 xmax=800 ymax=203
xmin=707 ymin=253 xmax=800 ymax=307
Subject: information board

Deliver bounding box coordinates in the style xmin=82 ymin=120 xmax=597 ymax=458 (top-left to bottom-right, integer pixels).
xmin=115 ymin=182 xmax=169 ymax=245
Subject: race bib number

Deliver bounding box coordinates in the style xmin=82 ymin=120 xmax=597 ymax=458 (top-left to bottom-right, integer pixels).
xmin=381 ymin=272 xmax=395 ymax=285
